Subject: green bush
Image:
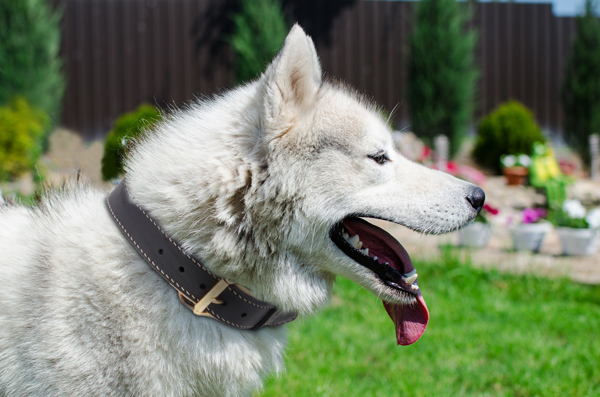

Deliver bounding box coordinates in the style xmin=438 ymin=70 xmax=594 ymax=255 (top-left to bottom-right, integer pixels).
xmin=101 ymin=104 xmax=162 ymax=181
xmin=0 ymin=98 xmax=49 ymax=181
xmin=473 ymin=101 xmax=546 ymax=173
xmin=407 ymin=0 xmax=479 ymax=157
xmin=0 ymin=0 xmax=65 ymax=125
xmin=560 ymin=0 xmax=600 ymax=170
xmin=229 ymin=0 xmax=288 ymax=84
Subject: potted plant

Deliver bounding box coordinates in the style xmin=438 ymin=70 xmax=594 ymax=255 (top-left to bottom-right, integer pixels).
xmin=458 ymin=204 xmax=498 ymax=247
xmin=549 ymin=199 xmax=600 ymax=256
xmin=501 ymin=154 xmax=531 ymax=186
xmin=509 ymin=207 xmax=550 ymax=252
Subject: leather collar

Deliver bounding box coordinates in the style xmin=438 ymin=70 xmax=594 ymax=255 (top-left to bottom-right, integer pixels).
xmin=106 ymin=180 xmax=297 ymax=330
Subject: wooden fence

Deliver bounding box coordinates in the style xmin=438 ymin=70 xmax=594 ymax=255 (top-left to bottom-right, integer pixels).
xmin=56 ymin=0 xmax=577 ymax=140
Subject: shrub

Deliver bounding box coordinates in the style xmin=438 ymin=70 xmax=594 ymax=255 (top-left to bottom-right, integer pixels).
xmin=101 ymin=104 xmax=162 ymax=181
xmin=0 ymin=0 xmax=65 ymax=125
xmin=407 ymin=0 xmax=479 ymax=157
xmin=229 ymin=0 xmax=288 ymax=84
xmin=473 ymin=101 xmax=546 ymax=173
xmin=0 ymin=98 xmax=49 ymax=181
xmin=560 ymin=0 xmax=600 ymax=170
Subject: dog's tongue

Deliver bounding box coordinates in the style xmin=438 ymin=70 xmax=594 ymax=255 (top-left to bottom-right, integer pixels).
xmin=384 ymin=294 xmax=429 ymax=346
xmin=344 ymin=219 xmax=429 ymax=346
xmin=382 ymin=245 xmax=429 ymax=346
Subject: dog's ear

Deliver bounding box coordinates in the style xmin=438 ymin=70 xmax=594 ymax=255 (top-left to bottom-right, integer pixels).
xmin=261 ymin=24 xmax=322 ymax=136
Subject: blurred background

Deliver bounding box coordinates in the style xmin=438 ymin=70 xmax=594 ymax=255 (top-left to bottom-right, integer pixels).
xmin=2 ymin=0 xmax=600 ymax=185
xmin=1 ymin=0 xmax=600 ymax=395
xmin=2 ymin=0 xmax=600 ymax=183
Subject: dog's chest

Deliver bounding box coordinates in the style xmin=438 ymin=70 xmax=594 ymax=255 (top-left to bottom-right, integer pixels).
xmin=125 ymin=315 xmax=288 ymax=396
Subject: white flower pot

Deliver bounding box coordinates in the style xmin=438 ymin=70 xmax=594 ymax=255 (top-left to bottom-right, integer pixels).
xmin=458 ymin=222 xmax=491 ymax=248
xmin=509 ymin=222 xmax=551 ymax=253
xmin=556 ymin=227 xmax=600 ymax=256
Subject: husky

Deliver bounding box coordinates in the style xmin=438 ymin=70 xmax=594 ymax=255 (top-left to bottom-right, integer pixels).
xmin=0 ymin=25 xmax=484 ymax=396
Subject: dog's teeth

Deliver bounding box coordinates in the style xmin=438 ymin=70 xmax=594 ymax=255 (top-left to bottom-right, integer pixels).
xmin=357 ymin=241 xmax=363 ymax=249
xmin=343 ymin=232 xmax=350 ymax=240
xmin=348 ymin=234 xmax=360 ymax=248
xmin=373 ymin=256 xmax=378 ymax=261
xmin=403 ymin=274 xmax=418 ymax=285
xmin=411 ymin=284 xmax=419 ymax=290
xmin=361 ymin=248 xmax=369 ymax=256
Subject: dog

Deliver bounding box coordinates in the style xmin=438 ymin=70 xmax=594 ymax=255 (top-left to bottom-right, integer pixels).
xmin=0 ymin=25 xmax=484 ymax=396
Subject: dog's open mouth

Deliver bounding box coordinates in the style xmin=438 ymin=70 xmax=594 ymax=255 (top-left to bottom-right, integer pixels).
xmin=330 ymin=217 xmax=429 ymax=345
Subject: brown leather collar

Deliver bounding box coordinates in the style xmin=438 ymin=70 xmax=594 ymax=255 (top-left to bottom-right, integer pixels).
xmin=106 ymin=180 xmax=297 ymax=330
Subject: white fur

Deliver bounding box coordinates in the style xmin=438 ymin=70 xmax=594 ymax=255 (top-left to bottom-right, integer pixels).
xmin=0 ymin=25 xmax=479 ymax=396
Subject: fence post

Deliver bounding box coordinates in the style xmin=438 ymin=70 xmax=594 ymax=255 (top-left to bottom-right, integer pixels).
xmin=434 ymin=135 xmax=449 ymax=172
xmin=590 ymin=134 xmax=599 ymax=180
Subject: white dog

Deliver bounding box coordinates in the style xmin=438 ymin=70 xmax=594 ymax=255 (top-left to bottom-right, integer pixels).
xmin=0 ymin=25 xmax=484 ymax=396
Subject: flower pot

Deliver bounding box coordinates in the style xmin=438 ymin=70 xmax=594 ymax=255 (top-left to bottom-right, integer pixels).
xmin=556 ymin=227 xmax=600 ymax=256
xmin=458 ymin=222 xmax=492 ymax=248
xmin=503 ymin=166 xmax=529 ymax=186
xmin=509 ymin=222 xmax=551 ymax=253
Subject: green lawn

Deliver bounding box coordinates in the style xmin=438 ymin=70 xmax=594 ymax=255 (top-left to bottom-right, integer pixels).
xmin=260 ymin=249 xmax=600 ymax=396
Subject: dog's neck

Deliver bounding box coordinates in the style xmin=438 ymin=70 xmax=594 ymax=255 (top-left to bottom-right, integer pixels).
xmin=106 ymin=180 xmax=298 ymax=329
xmin=123 ymin=89 xmax=333 ymax=316
xmin=122 ymin=173 xmax=333 ymax=316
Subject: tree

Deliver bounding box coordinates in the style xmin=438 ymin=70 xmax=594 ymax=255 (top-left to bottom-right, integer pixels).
xmin=406 ymin=0 xmax=478 ymax=157
xmin=0 ymin=0 xmax=65 ymax=123
xmin=229 ymin=0 xmax=288 ymax=84
xmin=561 ymin=0 xmax=600 ymax=170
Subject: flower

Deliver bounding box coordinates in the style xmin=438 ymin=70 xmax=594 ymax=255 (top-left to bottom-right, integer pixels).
xmin=419 ymin=146 xmax=432 ymax=163
xmin=563 ymin=199 xmax=586 ymax=219
xmin=522 ymin=207 xmax=546 ymax=224
xmin=446 ymin=161 xmax=458 ymax=173
xmin=586 ymin=208 xmax=600 ymax=229
xmin=483 ymin=203 xmax=499 ymax=215
xmin=442 ymin=162 xmax=486 ymax=186
xmin=501 ymin=154 xmax=517 ymax=168
xmin=548 ymin=200 xmax=600 ymax=229
xmin=518 ymin=154 xmax=531 ymax=167
xmin=500 ymin=153 xmax=531 ymax=168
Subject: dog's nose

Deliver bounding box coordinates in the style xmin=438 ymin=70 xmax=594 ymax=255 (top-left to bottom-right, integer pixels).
xmin=466 ymin=187 xmax=485 ymax=211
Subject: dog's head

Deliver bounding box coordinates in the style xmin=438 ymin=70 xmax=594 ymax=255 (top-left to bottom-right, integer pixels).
xmin=253 ymin=25 xmax=484 ymax=343
xmin=127 ymin=25 xmax=483 ymax=344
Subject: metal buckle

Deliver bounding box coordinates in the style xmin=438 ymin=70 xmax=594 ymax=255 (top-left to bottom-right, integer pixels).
xmin=191 ymin=279 xmax=230 ymax=316
xmin=177 ymin=279 xmax=259 ymax=319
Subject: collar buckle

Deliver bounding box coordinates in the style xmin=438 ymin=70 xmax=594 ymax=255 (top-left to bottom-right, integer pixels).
xmin=192 ymin=279 xmax=230 ymax=316
xmin=177 ymin=279 xmax=230 ymax=318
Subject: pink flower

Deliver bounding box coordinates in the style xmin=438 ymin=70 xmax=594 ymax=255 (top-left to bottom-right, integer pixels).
xmin=522 ymin=208 xmax=546 ymax=224
xmin=483 ymin=204 xmax=499 ymax=215
xmin=419 ymin=146 xmax=432 ymax=162
xmin=446 ymin=161 xmax=458 ymax=173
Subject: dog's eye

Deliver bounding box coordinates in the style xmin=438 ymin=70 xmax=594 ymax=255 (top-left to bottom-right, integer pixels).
xmin=368 ymin=152 xmax=390 ymax=165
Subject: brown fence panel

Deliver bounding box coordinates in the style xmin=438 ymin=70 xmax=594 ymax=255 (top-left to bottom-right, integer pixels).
xmin=56 ymin=0 xmax=578 ymax=141
xmin=57 ymin=0 xmax=235 ymax=139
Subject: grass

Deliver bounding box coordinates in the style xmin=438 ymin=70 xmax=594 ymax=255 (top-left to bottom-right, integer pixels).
xmin=260 ymin=248 xmax=600 ymax=396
